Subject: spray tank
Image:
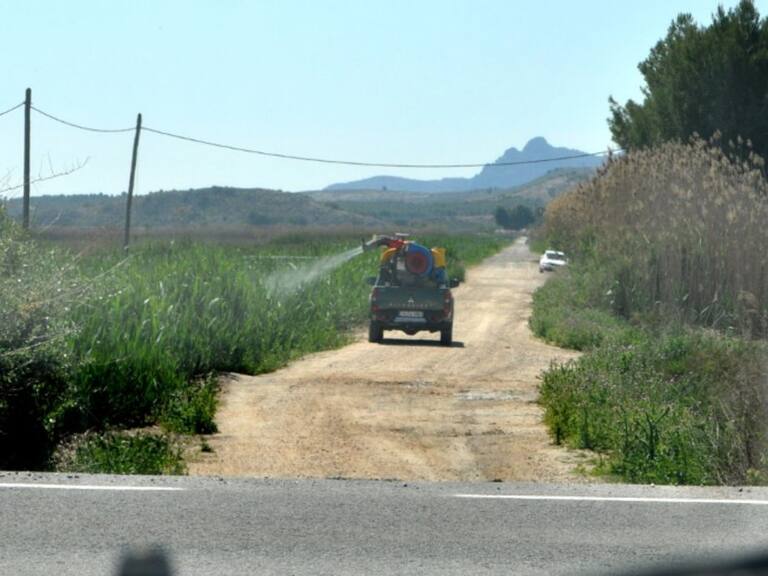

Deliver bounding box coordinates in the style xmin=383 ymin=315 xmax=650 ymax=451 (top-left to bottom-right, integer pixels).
xmin=362 ymin=233 xmax=448 ymax=286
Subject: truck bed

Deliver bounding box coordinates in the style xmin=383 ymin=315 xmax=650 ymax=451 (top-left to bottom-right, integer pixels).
xmin=372 ymin=285 xmax=448 ymax=310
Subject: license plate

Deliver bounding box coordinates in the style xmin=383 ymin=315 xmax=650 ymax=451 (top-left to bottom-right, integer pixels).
xmin=397 ymin=310 xmax=423 ymax=318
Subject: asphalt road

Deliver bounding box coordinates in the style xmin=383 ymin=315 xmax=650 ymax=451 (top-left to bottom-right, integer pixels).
xmin=3 ymin=473 xmax=768 ymax=575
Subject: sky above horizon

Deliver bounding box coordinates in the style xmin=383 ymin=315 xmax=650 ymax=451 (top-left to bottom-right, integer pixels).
xmin=1 ymin=0 xmax=764 ymax=196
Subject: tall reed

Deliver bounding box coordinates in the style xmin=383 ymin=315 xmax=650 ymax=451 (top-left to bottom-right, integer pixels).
xmin=546 ymin=137 xmax=768 ymax=336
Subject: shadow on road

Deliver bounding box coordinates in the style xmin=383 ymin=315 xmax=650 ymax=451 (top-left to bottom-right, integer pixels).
xmin=378 ymin=338 xmax=465 ymax=348
xmin=117 ymin=546 xmax=173 ymax=576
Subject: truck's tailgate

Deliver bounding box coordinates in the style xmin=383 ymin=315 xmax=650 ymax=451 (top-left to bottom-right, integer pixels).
xmin=374 ymin=286 xmax=446 ymax=310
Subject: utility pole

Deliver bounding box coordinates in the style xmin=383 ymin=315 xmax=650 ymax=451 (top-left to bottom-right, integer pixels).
xmin=22 ymin=88 xmax=31 ymax=230
xmin=124 ymin=113 xmax=142 ymax=249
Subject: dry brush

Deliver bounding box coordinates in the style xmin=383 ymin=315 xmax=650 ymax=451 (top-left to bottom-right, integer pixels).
xmin=546 ymin=137 xmax=768 ymax=336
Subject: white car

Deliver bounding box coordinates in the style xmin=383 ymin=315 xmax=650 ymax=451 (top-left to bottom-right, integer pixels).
xmin=539 ymin=250 xmax=567 ymax=273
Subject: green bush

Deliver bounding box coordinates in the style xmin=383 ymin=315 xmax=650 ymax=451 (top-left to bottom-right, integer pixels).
xmin=55 ymin=432 xmax=185 ymax=475
xmin=0 ymin=208 xmax=79 ymax=469
xmin=160 ymin=376 xmax=218 ymax=434
xmin=534 ymin=105 xmax=768 ymax=487
xmin=530 ymin=269 xmax=641 ymax=350
xmin=540 ymin=330 xmax=766 ymax=485
xmin=531 ymin=253 xmax=768 ymax=485
xmin=527 ymin=236 xmax=547 ymax=255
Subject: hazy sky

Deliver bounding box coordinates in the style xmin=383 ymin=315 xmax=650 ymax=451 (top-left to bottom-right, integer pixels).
xmin=0 ymin=0 xmax=764 ymax=196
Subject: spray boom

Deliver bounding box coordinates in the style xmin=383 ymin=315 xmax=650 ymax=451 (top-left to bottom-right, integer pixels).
xmin=362 ymin=233 xmax=410 ymax=252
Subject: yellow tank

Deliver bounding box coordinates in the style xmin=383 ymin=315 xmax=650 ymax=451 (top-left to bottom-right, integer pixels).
xmin=380 ymin=247 xmax=398 ymax=264
xmin=431 ymin=247 xmax=446 ymax=268
xmin=380 ymin=244 xmax=446 ymax=270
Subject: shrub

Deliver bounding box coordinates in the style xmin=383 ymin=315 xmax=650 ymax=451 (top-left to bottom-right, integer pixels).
xmin=0 ymin=208 xmax=79 ymax=469
xmin=540 ymin=330 xmax=766 ymax=484
xmin=530 ymin=268 xmax=642 ymax=350
xmin=160 ymin=376 xmax=219 ymax=434
xmin=55 ymin=432 xmax=186 ymax=475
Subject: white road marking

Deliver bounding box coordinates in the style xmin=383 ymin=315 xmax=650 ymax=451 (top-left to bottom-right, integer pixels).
xmin=454 ymin=493 xmax=768 ymax=505
xmin=0 ymin=483 xmax=184 ymax=492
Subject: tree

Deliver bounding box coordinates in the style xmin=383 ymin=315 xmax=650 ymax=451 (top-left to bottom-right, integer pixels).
xmin=508 ymin=205 xmax=535 ymax=229
xmin=494 ymin=206 xmax=512 ymax=229
xmin=609 ymin=1 xmax=768 ymax=161
xmin=494 ymin=204 xmax=535 ymax=230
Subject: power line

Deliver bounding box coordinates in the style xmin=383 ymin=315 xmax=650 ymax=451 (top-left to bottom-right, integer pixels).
xmin=0 ymin=102 xmax=24 ymax=119
xmin=29 ymin=104 xmax=619 ymax=168
xmin=142 ymin=125 xmax=616 ymax=168
xmin=31 ymin=106 xmax=134 ymax=133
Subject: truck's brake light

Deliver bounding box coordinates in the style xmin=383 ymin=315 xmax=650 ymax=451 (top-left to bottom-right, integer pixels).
xmin=371 ymin=288 xmax=380 ymax=312
xmin=443 ymin=290 xmax=453 ymax=316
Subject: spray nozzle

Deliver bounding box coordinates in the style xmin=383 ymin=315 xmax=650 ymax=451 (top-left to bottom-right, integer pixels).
xmin=362 ymin=234 xmax=409 ymax=252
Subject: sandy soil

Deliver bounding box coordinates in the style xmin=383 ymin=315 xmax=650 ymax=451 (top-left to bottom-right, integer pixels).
xmin=189 ymin=238 xmax=590 ymax=482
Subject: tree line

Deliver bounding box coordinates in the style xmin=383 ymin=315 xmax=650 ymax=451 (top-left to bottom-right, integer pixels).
xmin=609 ymin=0 xmax=768 ymax=164
xmin=494 ymin=204 xmax=537 ymax=230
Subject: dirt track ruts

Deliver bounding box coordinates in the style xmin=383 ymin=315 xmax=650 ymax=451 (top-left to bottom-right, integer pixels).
xmin=189 ymin=238 xmax=589 ymax=482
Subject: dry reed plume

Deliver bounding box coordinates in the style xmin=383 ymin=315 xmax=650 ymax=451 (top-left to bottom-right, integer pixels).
xmin=546 ymin=136 xmax=768 ymax=336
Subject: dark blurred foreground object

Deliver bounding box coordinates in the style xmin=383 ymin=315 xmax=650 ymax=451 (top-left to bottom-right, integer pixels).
xmin=611 ymin=551 xmax=768 ymax=576
xmin=113 ymin=546 xmax=768 ymax=575
xmin=116 ymin=546 xmax=173 ymax=576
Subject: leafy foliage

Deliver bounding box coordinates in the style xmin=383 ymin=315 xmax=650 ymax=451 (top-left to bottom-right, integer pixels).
xmin=0 ymin=207 xmax=80 ymax=469
xmin=539 ymin=325 xmax=766 ymax=485
xmin=55 ymin=431 xmax=186 ymax=475
xmin=494 ymin=204 xmax=535 ymax=230
xmin=609 ymin=1 xmax=768 ymax=162
xmin=530 ymin=269 xmax=641 ymax=350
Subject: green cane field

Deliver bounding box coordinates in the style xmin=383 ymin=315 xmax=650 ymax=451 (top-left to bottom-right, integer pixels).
xmin=0 ymin=213 xmax=506 ymax=474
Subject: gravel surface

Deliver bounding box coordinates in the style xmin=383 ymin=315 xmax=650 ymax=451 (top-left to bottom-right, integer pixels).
xmin=189 ymin=238 xmax=588 ymax=481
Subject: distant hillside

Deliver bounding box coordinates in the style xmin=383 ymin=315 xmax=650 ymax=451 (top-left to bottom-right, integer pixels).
xmin=306 ymin=167 xmax=592 ymax=230
xmin=3 ymin=187 xmax=383 ymax=229
xmin=325 ymin=137 xmax=604 ymax=192
xmin=2 ymin=166 xmax=591 ymax=233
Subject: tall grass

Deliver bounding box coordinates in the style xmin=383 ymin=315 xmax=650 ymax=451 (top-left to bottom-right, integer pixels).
xmin=533 ymin=138 xmax=768 ymax=484
xmin=546 ymin=137 xmax=768 ymax=335
xmin=54 ymin=431 xmax=186 ymax=475
xmin=0 ymin=225 xmax=506 ymax=471
xmin=60 ymin=240 xmax=378 ymax=435
xmin=530 ymin=265 xmax=642 ymax=350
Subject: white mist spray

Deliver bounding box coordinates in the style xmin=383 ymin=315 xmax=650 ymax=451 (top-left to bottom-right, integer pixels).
xmin=264 ymin=245 xmax=364 ymax=294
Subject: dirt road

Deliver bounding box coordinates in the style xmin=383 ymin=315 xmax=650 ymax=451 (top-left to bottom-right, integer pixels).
xmin=189 ymin=238 xmax=588 ymax=481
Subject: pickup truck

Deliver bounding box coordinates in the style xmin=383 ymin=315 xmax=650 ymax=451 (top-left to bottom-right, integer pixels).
xmin=363 ymin=235 xmax=459 ymax=346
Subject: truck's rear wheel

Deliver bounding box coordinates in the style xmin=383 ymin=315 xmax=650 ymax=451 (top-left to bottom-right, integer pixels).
xmin=440 ymin=325 xmax=453 ymax=346
xmin=368 ymin=322 xmax=383 ymax=343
